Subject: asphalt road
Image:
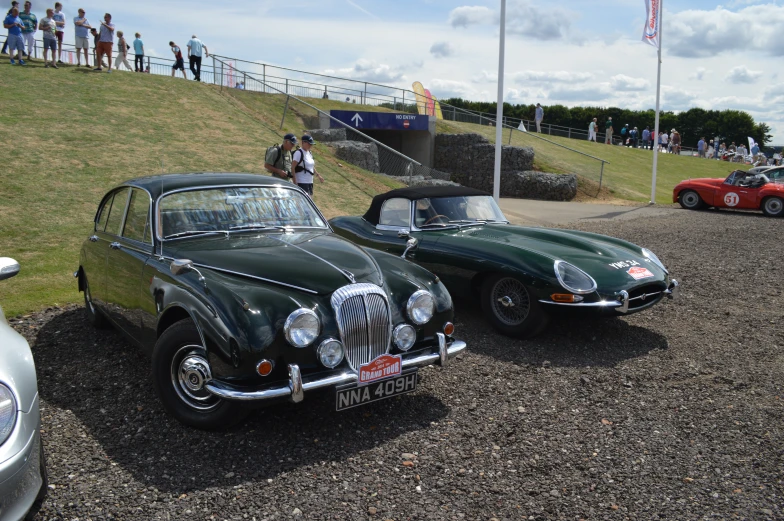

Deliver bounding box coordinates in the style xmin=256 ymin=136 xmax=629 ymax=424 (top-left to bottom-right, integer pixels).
xmin=12 ymin=206 xmax=784 ymax=521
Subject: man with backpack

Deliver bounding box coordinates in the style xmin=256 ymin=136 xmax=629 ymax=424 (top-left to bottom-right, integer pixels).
xmin=264 ymin=133 xmax=298 ymax=180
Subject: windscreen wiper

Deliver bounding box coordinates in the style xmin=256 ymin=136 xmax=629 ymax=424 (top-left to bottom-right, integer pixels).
xmin=164 ymin=230 xmax=224 ymax=239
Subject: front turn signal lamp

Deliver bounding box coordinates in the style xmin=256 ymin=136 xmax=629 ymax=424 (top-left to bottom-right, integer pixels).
xmin=551 ymin=293 xmax=584 ymax=303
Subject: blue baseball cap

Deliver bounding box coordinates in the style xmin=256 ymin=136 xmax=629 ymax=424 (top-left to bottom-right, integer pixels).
xmin=301 ymin=135 xmax=315 ymax=145
xmin=283 ymin=133 xmax=298 ymax=145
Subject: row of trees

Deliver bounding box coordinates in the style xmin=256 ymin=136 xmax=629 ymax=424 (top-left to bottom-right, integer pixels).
xmin=442 ymin=99 xmax=773 ymax=148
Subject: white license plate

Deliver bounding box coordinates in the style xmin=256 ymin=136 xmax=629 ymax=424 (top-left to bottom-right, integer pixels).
xmin=336 ymin=372 xmax=417 ymax=411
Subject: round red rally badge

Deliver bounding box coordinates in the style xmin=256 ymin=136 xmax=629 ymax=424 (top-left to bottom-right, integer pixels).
xmin=403 ymin=120 xmax=410 ymax=129
xmin=724 ymin=192 xmax=739 ymax=207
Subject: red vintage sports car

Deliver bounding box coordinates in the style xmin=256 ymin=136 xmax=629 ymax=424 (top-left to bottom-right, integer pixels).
xmin=673 ymin=170 xmax=784 ymax=217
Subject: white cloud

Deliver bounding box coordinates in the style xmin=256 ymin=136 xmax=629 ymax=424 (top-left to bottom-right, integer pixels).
xmin=547 ymin=85 xmax=611 ymax=102
xmin=323 ymin=60 xmax=406 ymax=83
xmin=448 ymin=6 xmax=494 ymax=27
xmin=667 ymin=4 xmax=784 ymax=58
xmin=725 ymin=66 xmax=763 ymax=84
xmin=449 ymin=1 xmax=571 ymax=40
xmin=689 ymin=67 xmax=708 ymax=81
xmin=661 ymin=87 xmax=698 ymax=110
xmin=430 ymin=41 xmax=455 ymax=58
xmin=512 ymin=70 xmax=593 ymax=83
xmin=610 ymin=74 xmax=649 ymax=91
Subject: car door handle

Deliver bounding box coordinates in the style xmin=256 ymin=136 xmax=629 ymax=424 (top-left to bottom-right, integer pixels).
xmin=110 ymin=242 xmax=121 ymax=250
xmin=89 ymin=235 xmax=99 ymax=242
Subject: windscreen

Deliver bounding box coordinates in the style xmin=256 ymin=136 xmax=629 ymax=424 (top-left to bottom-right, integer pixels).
xmin=413 ymin=195 xmax=507 ymax=227
xmin=159 ymin=186 xmax=326 ymax=238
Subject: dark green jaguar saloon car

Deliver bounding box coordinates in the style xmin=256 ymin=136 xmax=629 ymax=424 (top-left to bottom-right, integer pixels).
xmin=76 ymin=174 xmax=465 ymax=429
xmin=330 ymin=187 xmax=679 ymax=338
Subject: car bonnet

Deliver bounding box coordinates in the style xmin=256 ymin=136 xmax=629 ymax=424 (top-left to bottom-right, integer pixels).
xmin=164 ymin=230 xmax=384 ymax=295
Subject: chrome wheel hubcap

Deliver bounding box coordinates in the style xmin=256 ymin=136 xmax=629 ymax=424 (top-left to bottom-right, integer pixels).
xmin=490 ymin=278 xmax=531 ymax=326
xmin=683 ymin=192 xmax=699 ymax=208
xmin=171 ymin=346 xmax=219 ymax=411
xmin=766 ymin=199 xmax=782 ymax=214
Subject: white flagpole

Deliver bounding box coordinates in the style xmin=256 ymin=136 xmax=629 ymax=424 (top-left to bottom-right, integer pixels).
xmin=493 ymin=0 xmax=506 ymax=202
xmin=650 ymin=0 xmax=663 ymax=204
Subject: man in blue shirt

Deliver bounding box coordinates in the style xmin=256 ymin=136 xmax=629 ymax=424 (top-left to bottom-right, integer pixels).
xmin=133 ymin=32 xmax=143 ymax=72
xmin=186 ymin=34 xmax=208 ymax=82
xmin=73 ymin=8 xmax=91 ymax=66
xmin=697 ymin=137 xmax=706 ymax=158
xmin=642 ymin=127 xmax=651 ymax=150
xmin=1 ymin=1 xmax=19 ymax=54
xmin=3 ymin=6 xmax=25 ymax=65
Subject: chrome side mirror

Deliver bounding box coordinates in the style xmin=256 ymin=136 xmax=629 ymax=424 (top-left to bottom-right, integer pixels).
xmin=171 ymin=259 xmax=207 ymax=287
xmin=401 ymin=237 xmax=419 ymax=259
xmin=170 ymin=259 xmax=195 ymax=276
xmin=0 ymin=257 xmax=20 ymax=281
xmin=397 ymin=229 xmax=410 ymax=239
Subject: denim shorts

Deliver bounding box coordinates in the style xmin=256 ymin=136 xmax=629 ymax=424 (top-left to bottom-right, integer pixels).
xmin=43 ymin=38 xmax=57 ymax=51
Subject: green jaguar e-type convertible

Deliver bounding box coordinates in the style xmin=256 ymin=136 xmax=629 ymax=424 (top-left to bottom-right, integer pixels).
xmin=330 ymin=186 xmax=679 ymax=337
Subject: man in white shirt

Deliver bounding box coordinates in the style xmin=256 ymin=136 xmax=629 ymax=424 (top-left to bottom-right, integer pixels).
xmin=186 ymin=34 xmax=208 ymax=82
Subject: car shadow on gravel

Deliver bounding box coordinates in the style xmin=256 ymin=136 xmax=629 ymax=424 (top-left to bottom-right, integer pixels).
xmin=454 ymin=301 xmax=668 ymax=368
xmin=31 ymin=307 xmax=450 ymax=493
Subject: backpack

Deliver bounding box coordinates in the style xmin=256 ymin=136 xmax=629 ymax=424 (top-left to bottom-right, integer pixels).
xmin=266 ymin=144 xmax=283 ymax=167
xmin=621 ymin=127 xmax=627 ymax=136
xmin=293 ymin=149 xmax=313 ymax=174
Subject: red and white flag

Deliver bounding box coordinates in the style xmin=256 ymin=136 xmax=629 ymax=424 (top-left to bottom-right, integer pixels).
xmin=642 ymin=0 xmax=661 ymax=49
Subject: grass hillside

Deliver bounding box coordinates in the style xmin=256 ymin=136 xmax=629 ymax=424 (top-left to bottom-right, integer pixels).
xmin=0 ymin=63 xmax=401 ymax=316
xmin=437 ymin=119 xmax=746 ymax=203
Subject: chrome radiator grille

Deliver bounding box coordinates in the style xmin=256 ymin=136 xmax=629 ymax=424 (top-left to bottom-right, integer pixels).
xmin=331 ymin=284 xmax=392 ymax=370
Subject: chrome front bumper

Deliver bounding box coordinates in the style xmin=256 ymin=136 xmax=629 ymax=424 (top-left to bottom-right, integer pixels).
xmin=540 ymin=279 xmax=680 ymax=314
xmin=205 ymin=333 xmax=467 ymax=403
xmin=0 ymin=395 xmax=45 ymax=521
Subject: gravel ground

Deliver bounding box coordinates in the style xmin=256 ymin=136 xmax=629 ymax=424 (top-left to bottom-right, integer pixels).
xmin=12 ymin=208 xmax=784 ymax=521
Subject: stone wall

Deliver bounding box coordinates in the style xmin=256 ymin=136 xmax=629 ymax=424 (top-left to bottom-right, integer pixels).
xmin=307 ymin=128 xmax=347 ymax=143
xmin=433 ymin=133 xmax=577 ymax=201
xmin=329 ymin=141 xmax=380 ymax=173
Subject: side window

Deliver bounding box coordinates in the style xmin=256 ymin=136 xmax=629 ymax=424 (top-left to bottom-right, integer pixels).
xmin=379 ymin=198 xmax=411 ymax=228
xmin=123 ymin=189 xmax=151 ymax=243
xmin=95 ymin=195 xmax=112 ymax=232
xmin=104 ymin=188 xmax=130 ymax=236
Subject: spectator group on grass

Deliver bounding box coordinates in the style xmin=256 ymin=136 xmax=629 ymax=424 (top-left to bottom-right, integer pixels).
xmin=3 ymin=0 xmax=207 ymax=78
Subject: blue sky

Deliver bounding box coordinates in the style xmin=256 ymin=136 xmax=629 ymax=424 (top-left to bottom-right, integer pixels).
xmin=26 ymin=0 xmax=784 ymax=141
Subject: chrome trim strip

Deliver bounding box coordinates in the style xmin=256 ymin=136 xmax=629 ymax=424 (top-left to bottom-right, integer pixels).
xmin=188 ymin=262 xmax=319 ymax=294
xmin=154 ymin=183 xmax=332 ymax=243
xmin=264 ymin=234 xmax=355 ymax=283
xmin=204 ymin=340 xmax=468 ymax=402
xmin=539 ymin=299 xmax=623 ymax=308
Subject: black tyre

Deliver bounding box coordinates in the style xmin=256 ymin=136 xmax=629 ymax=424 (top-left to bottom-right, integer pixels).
xmin=481 ymin=274 xmax=549 ymax=338
xmin=678 ymin=190 xmax=704 ymax=210
xmin=152 ymin=319 xmax=247 ymax=430
xmin=83 ymin=275 xmax=110 ymax=329
xmin=761 ymin=197 xmax=784 ymax=217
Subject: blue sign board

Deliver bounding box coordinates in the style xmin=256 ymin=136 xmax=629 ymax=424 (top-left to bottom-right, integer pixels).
xmin=330 ymin=110 xmax=429 ymax=131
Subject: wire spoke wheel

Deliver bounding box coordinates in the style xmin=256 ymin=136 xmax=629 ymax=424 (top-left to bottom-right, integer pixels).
xmin=169 ymin=345 xmax=220 ymax=411
xmin=489 ymin=277 xmax=531 ymax=326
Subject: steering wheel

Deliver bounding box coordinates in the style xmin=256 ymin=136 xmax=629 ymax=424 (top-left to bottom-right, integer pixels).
xmin=424 ymin=214 xmax=450 ymax=225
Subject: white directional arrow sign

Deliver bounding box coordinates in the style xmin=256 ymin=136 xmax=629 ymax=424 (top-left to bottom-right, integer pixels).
xmin=351 ymin=113 xmax=363 ymax=127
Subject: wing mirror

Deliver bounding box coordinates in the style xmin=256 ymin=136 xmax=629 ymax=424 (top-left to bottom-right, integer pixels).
xmin=401 ymin=237 xmax=419 ymax=259
xmin=0 ymin=257 xmax=20 ymax=281
xmin=170 ymin=259 xmax=207 ymax=287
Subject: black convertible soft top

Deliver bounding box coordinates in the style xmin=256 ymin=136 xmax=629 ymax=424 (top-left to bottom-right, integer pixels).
xmin=363 ymin=186 xmax=489 ymax=225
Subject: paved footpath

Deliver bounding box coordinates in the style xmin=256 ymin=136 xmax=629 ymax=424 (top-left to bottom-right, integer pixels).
xmin=498 ymin=198 xmax=677 ymax=226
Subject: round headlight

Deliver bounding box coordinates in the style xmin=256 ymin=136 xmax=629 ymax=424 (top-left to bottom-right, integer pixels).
xmin=642 ymin=248 xmax=668 ymax=274
xmin=393 ymin=324 xmax=416 ymax=351
xmin=284 ymin=308 xmax=320 ymax=348
xmin=0 ymin=384 xmax=17 ymax=446
xmin=407 ymin=290 xmax=435 ymax=325
xmin=554 ymin=260 xmax=597 ymax=294
xmin=317 ymin=339 xmax=344 ymax=368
